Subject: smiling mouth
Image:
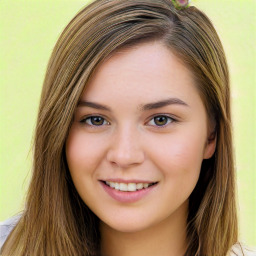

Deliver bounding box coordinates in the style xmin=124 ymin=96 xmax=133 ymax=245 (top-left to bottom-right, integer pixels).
xmin=101 ymin=181 xmax=158 ymax=192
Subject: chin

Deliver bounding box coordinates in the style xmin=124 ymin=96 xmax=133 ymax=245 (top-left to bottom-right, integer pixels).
xmin=101 ymin=220 xmax=152 ymax=234
xmin=99 ymin=211 xmax=163 ymax=234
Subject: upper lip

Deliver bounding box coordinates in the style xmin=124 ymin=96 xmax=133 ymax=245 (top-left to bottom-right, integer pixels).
xmin=100 ymin=179 xmax=158 ymax=184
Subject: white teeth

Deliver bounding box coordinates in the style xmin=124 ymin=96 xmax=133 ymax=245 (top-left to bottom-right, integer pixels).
xmin=127 ymin=183 xmax=137 ymax=192
xmin=143 ymin=183 xmax=149 ymax=188
xmin=136 ymin=183 xmax=143 ymax=190
xmin=119 ymin=183 xmax=128 ymax=191
xmin=109 ymin=182 xmax=115 ymax=188
xmin=114 ymin=183 xmax=120 ymax=190
xmin=105 ymin=181 xmax=156 ymax=191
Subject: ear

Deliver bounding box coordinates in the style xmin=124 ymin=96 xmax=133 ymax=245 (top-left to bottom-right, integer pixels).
xmin=203 ymin=131 xmax=217 ymax=159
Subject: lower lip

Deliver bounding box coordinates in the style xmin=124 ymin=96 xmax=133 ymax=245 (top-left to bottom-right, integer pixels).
xmin=100 ymin=182 xmax=158 ymax=203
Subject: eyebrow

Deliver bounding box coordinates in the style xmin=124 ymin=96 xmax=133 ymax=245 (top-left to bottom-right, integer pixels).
xmin=77 ymin=101 xmax=111 ymax=111
xmin=77 ymin=97 xmax=189 ymax=111
xmin=141 ymin=98 xmax=189 ymax=111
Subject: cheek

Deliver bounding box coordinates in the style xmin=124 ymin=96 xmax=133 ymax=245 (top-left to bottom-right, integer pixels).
xmin=147 ymin=128 xmax=206 ymax=179
xmin=65 ymin=127 xmax=108 ymax=204
xmin=140 ymin=131 xmax=205 ymax=222
xmin=65 ymin=127 xmax=106 ymax=177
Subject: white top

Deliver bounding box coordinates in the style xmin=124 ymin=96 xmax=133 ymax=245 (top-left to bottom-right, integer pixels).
xmin=229 ymin=243 xmax=256 ymax=256
xmin=0 ymin=214 xmax=21 ymax=249
xmin=0 ymin=215 xmax=255 ymax=255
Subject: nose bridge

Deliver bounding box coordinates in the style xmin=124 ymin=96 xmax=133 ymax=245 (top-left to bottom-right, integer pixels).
xmin=107 ymin=123 xmax=144 ymax=167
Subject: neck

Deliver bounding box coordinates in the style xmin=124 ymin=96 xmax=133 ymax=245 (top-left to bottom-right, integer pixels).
xmin=100 ymin=201 xmax=188 ymax=256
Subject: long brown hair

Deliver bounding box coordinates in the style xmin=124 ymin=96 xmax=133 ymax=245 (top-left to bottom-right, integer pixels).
xmin=1 ymin=0 xmax=238 ymax=255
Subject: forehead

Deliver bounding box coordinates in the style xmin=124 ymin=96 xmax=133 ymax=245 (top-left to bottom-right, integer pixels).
xmin=81 ymin=41 xmax=201 ymax=109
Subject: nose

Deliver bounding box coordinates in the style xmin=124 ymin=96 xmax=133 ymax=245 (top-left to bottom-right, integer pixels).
xmin=106 ymin=125 xmax=145 ymax=168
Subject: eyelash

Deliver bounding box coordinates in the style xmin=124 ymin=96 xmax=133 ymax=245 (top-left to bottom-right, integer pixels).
xmin=79 ymin=115 xmax=110 ymax=127
xmin=147 ymin=115 xmax=175 ymax=127
xmin=79 ymin=114 xmax=176 ymax=128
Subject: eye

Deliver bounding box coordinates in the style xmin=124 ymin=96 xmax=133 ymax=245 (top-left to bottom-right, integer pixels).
xmin=148 ymin=115 xmax=174 ymax=127
xmin=80 ymin=116 xmax=110 ymax=126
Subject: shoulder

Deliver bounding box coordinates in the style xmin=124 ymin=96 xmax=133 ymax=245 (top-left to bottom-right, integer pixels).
xmin=229 ymin=243 xmax=256 ymax=256
xmin=0 ymin=214 xmax=21 ymax=249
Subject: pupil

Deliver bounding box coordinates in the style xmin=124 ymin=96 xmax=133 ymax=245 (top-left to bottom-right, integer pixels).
xmin=154 ymin=116 xmax=167 ymax=126
xmin=92 ymin=117 xmax=104 ymax=125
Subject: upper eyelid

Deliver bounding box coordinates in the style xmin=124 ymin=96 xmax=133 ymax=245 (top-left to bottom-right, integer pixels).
xmin=77 ymin=117 xmax=109 ymax=130
xmin=146 ymin=115 xmax=176 ymax=126
xmin=79 ymin=114 xmax=110 ymax=121
xmin=146 ymin=113 xmax=178 ymax=122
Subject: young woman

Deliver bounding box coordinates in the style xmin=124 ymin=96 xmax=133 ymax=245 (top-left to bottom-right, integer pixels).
xmin=1 ymin=0 xmax=255 ymax=255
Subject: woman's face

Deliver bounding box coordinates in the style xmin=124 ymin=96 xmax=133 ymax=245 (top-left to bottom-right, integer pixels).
xmin=66 ymin=41 xmax=216 ymax=233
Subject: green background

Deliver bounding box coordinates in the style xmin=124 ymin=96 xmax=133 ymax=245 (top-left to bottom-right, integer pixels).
xmin=0 ymin=0 xmax=255 ymax=247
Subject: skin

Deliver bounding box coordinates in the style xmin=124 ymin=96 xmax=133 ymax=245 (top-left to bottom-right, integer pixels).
xmin=66 ymin=41 xmax=216 ymax=256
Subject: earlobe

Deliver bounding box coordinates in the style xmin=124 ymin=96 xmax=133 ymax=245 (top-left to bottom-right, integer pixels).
xmin=203 ymin=132 xmax=217 ymax=159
